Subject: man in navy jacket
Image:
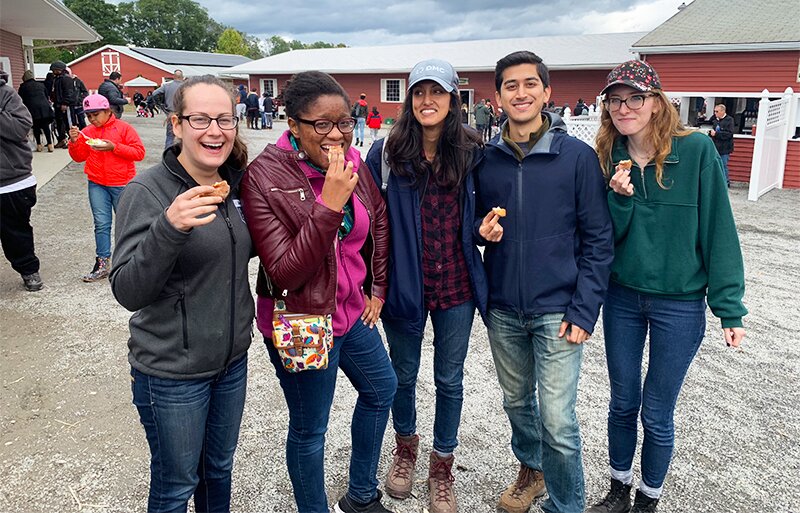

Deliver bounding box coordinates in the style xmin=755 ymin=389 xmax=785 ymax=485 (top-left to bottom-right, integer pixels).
xmin=475 ymin=51 xmax=613 ymax=513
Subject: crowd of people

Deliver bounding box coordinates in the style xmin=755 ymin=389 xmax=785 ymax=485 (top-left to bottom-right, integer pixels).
xmin=0 ymin=53 xmax=747 ymax=513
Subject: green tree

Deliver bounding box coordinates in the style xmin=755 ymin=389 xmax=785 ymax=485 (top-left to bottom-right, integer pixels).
xmin=33 ymin=0 xmax=125 ymax=63
xmin=119 ymin=0 xmax=224 ymax=52
xmin=265 ymin=35 xmax=346 ymax=56
xmin=216 ymin=28 xmax=249 ymax=56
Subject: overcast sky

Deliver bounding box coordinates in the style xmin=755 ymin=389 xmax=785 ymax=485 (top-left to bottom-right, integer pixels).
xmin=201 ymin=0 xmax=690 ymax=48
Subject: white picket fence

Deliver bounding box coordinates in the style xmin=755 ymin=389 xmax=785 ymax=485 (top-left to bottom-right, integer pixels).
xmin=748 ymin=88 xmax=796 ymax=201
xmin=564 ymin=115 xmax=601 ymax=146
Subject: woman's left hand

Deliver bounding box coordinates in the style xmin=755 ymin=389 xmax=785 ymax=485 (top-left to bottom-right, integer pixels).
xmin=723 ymin=327 xmax=746 ymax=348
xmin=361 ymin=294 xmax=383 ymax=329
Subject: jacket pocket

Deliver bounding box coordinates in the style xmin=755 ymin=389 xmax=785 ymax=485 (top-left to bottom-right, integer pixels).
xmin=175 ymin=292 xmax=188 ymax=350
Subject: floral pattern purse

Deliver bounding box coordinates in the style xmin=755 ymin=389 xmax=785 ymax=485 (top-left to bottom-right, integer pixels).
xmin=272 ymin=299 xmax=332 ymax=373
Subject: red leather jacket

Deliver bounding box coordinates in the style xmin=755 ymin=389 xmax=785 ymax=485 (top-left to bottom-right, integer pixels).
xmin=241 ymin=144 xmax=389 ymax=315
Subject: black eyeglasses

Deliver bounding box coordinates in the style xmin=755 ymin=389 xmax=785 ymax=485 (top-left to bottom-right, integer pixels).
xmin=294 ymin=117 xmax=356 ymax=135
xmin=178 ymin=114 xmax=239 ymax=130
xmin=603 ymin=94 xmax=656 ymax=112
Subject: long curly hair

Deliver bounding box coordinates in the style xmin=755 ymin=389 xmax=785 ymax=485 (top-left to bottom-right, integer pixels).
xmin=171 ymin=75 xmax=248 ymax=171
xmin=385 ymin=89 xmax=482 ymax=189
xmin=595 ymin=89 xmax=691 ymax=188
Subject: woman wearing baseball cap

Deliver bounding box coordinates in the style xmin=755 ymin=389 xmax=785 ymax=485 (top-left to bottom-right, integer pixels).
xmin=68 ymin=93 xmax=144 ymax=282
xmin=589 ymin=60 xmax=747 ymax=513
xmin=364 ymin=59 xmax=486 ymax=513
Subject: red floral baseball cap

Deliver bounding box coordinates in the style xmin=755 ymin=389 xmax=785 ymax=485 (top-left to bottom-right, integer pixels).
xmin=600 ymin=60 xmax=662 ymax=97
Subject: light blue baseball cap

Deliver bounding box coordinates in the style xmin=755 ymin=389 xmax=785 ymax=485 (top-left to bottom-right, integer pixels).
xmin=408 ymin=59 xmax=460 ymax=93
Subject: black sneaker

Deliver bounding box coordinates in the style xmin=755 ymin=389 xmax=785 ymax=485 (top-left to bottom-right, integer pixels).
xmin=334 ymin=489 xmax=394 ymax=513
xmin=630 ymin=490 xmax=658 ymax=513
xmin=21 ymin=272 xmax=43 ymax=292
xmin=586 ymin=478 xmax=632 ymax=513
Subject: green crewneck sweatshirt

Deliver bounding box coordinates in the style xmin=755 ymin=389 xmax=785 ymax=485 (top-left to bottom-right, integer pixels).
xmin=606 ymin=131 xmax=747 ymax=328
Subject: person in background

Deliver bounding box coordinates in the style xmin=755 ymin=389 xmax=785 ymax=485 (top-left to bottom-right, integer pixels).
xmin=235 ymin=84 xmax=247 ymax=121
xmin=366 ymin=106 xmax=382 ymax=143
xmin=242 ymin=70 xmax=396 ymax=513
xmin=98 ymin=71 xmax=128 ymax=119
xmin=573 ymin=98 xmax=587 ymax=116
xmin=68 ymin=94 xmax=145 ymax=282
xmin=473 ymin=99 xmax=490 ymax=141
xmin=49 ymin=61 xmax=75 ymax=148
xmin=485 ymin=99 xmax=496 ymax=140
xmin=261 ymin=92 xmax=274 ymax=129
xmin=476 ymin=50 xmax=613 ymax=513
xmin=1 ymin=69 xmax=43 ymax=292
xmin=151 ymin=69 xmax=185 ymax=148
xmin=246 ymin=87 xmax=260 ymax=129
xmin=18 ymin=69 xmax=55 ymax=152
xmin=352 ymin=92 xmax=368 ymax=147
xmin=111 ymin=75 xmax=254 ymax=513
xmin=365 ymin=58 xmax=486 ymax=513
xmin=588 ymin=60 xmax=747 ymax=513
xmin=67 ymin=67 xmax=88 ymax=129
xmin=708 ymin=103 xmax=735 ymax=187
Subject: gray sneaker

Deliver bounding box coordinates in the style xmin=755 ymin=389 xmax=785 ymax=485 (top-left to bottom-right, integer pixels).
xmin=22 ymin=272 xmax=43 ymax=292
xmin=82 ymin=257 xmax=110 ymax=282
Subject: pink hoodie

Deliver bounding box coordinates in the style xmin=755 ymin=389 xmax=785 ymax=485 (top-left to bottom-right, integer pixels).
xmin=256 ymin=131 xmax=368 ymax=338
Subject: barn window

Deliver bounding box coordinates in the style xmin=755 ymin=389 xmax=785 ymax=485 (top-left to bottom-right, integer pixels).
xmin=101 ymin=51 xmax=120 ymax=76
xmin=260 ymin=78 xmax=277 ymax=97
xmin=381 ymin=79 xmax=405 ymax=103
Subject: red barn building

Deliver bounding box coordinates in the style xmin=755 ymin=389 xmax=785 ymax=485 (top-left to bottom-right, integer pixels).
xmin=224 ymin=33 xmax=645 ymax=122
xmin=632 ymin=0 xmax=800 ymax=190
xmin=0 ymin=0 xmax=99 ymax=88
xmin=67 ymin=45 xmax=251 ymax=96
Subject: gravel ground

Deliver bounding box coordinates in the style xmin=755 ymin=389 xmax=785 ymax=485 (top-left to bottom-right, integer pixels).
xmin=1 ymin=115 xmax=798 ymax=513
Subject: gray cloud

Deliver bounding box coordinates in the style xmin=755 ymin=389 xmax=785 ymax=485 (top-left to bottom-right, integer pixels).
xmin=203 ymin=0 xmax=686 ymax=48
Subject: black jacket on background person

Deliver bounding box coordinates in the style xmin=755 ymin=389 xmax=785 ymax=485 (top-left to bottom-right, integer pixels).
xmin=709 ymin=114 xmax=735 ymax=155
xmin=98 ymin=79 xmax=128 ymax=118
xmin=18 ymin=78 xmax=54 ymax=121
xmin=53 ymin=74 xmax=76 ymax=107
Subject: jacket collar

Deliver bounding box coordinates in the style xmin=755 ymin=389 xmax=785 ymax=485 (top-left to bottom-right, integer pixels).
xmin=611 ymin=136 xmax=680 ymax=167
xmin=161 ymin=145 xmax=245 ymax=189
xmin=488 ymin=111 xmax=567 ymax=158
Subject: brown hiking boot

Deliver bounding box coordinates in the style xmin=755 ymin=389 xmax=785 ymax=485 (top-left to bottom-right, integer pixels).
xmin=497 ymin=464 xmax=546 ymax=513
xmin=428 ymin=452 xmax=457 ymax=513
xmin=384 ymin=434 xmax=419 ymax=499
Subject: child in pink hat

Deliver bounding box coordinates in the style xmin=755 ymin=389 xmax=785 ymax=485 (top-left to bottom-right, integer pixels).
xmin=68 ymin=93 xmax=145 ymax=282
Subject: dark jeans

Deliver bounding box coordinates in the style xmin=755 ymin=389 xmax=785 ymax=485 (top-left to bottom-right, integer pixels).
xmin=70 ymin=105 xmax=86 ymax=129
xmin=266 ymin=320 xmax=397 ymax=513
xmin=0 ymin=186 xmax=40 ymax=276
xmin=603 ymin=282 xmax=706 ymax=489
xmin=165 ymin=120 xmax=175 ymax=149
xmin=383 ymin=300 xmax=475 ymax=454
xmin=54 ymin=106 xmax=69 ymax=142
xmin=720 ymin=153 xmax=731 ymax=185
xmin=131 ymin=354 xmax=248 ymax=513
xmin=32 ymin=118 xmax=53 ymax=145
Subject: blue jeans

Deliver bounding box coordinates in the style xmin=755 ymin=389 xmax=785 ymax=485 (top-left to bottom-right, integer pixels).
xmin=355 ymin=117 xmax=366 ymax=141
xmin=131 ymin=354 xmax=248 ymax=513
xmin=720 ymin=153 xmax=730 ymax=185
xmin=266 ymin=321 xmax=397 ymax=512
xmin=87 ymin=181 xmax=124 ymax=258
xmin=602 ymin=282 xmax=706 ymax=490
xmin=487 ymin=309 xmax=584 ymax=513
xmin=261 ymin=111 xmax=273 ymax=129
xmin=383 ymin=300 xmax=475 ymax=454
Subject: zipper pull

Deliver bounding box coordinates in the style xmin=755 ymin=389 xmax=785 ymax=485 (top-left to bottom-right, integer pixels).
xmin=299 ymin=189 xmax=306 ymax=201
xmin=224 ymin=216 xmax=237 ymax=243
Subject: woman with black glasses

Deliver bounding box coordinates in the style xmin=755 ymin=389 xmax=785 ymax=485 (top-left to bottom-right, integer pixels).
xmin=588 ymin=60 xmax=746 ymax=513
xmin=241 ymin=71 xmax=396 ymax=513
xmin=110 ymin=75 xmax=254 ymax=512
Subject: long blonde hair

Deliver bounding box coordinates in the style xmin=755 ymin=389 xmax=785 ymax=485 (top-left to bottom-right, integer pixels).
xmin=595 ymin=90 xmax=691 ymax=188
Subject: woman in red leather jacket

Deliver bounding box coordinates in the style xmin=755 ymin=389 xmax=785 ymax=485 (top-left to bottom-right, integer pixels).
xmin=241 ymin=71 xmax=397 ymax=513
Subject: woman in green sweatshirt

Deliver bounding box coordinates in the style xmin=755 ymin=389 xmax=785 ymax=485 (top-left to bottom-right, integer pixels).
xmin=588 ymin=60 xmax=747 ymax=513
